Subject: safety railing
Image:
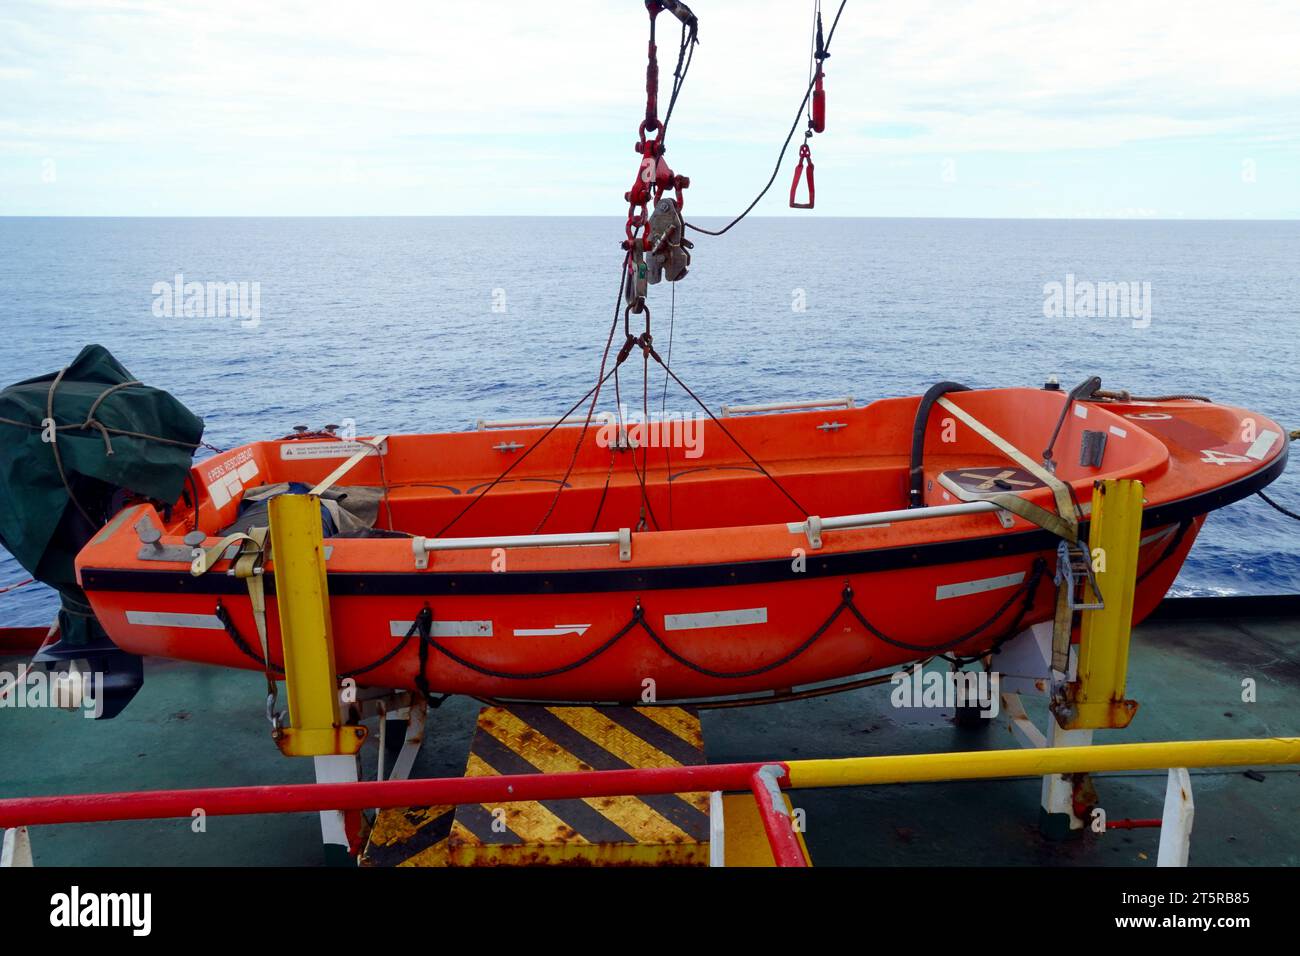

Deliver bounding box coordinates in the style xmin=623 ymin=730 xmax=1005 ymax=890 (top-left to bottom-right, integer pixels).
xmin=410 ymin=527 xmax=632 ymax=567
xmin=475 ymin=412 xmax=618 ymax=431
xmin=787 ymin=500 xmax=1002 ymax=547
xmin=721 ymin=396 xmax=855 ymax=416
xmin=3 ymin=737 xmax=1296 ymax=867
xmin=409 ymin=500 xmax=1001 ymax=570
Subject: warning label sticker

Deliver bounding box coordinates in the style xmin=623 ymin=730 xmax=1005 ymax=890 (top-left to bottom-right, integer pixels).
xmin=279 ymin=440 xmax=388 ymax=461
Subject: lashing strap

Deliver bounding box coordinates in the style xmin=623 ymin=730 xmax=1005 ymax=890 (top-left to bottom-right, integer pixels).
xmin=935 ymin=395 xmax=1080 ymax=543
xmin=933 ymin=395 xmax=1085 ymax=677
xmin=308 ymin=434 xmax=389 ymax=497
xmin=190 ymin=526 xmax=280 ymax=726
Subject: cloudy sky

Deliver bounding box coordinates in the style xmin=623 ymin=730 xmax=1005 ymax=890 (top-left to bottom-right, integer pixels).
xmin=2 ymin=0 xmax=1297 ymax=218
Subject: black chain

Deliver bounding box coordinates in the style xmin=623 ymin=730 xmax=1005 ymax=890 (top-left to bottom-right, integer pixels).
xmin=216 ymin=559 xmax=1050 ymax=689
xmin=215 ymin=600 xmax=284 ymax=674
xmin=419 ymin=610 xmax=645 ymax=682
xmin=1135 ymin=519 xmax=1192 ymax=585
xmin=847 ymin=557 xmax=1048 ymax=657
xmin=414 ymin=558 xmax=1048 ymax=683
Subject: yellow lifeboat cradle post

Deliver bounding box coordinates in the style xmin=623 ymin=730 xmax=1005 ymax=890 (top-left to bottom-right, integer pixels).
xmin=934 ymin=394 xmax=1168 ymax=844
xmin=189 ymin=436 xmax=433 ymax=865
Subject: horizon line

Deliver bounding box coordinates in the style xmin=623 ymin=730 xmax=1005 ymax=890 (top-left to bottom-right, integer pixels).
xmin=2 ymin=214 xmax=1298 ymax=224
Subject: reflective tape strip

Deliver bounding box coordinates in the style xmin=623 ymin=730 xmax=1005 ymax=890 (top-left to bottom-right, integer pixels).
xmin=1141 ymin=525 xmax=1178 ymax=547
xmin=1246 ymin=430 xmax=1279 ymax=460
xmin=935 ymin=571 xmax=1026 ymax=602
xmin=662 ymin=608 xmax=767 ymax=631
xmin=389 ymin=620 xmax=493 ymax=638
xmin=125 ymin=610 xmax=224 ymax=630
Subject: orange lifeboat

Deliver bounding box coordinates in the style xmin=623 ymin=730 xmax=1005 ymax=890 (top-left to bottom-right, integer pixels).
xmin=76 ymin=384 xmax=1287 ymax=703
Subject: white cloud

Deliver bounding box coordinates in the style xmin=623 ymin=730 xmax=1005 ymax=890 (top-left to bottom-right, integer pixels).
xmin=1 ymin=0 xmax=1298 ymax=215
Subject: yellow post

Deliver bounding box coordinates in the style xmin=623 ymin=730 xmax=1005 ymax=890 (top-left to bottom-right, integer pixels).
xmin=267 ymin=494 xmax=366 ymax=757
xmin=1057 ymin=478 xmax=1143 ymax=730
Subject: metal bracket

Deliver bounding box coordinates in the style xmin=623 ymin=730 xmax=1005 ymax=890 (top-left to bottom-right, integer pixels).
xmin=1080 ymin=429 xmax=1108 ymax=468
xmin=804 ymin=515 xmax=823 ymax=550
xmin=816 ymin=421 xmax=847 ymax=432
xmin=492 ymin=441 xmax=524 ymax=453
xmin=618 ymin=527 xmax=632 ymax=562
xmin=412 ymin=536 xmax=428 ymax=570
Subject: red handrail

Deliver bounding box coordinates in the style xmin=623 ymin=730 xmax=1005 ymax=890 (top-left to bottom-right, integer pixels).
xmin=0 ymin=762 xmax=786 ymax=826
xmin=749 ymin=765 xmax=808 ymax=867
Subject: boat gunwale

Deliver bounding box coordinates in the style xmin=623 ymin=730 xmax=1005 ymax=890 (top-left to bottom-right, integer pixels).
xmin=77 ymin=442 xmax=1286 ymax=597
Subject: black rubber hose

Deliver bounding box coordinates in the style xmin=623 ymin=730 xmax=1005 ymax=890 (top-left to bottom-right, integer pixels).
xmin=908 ymin=381 xmax=970 ymax=508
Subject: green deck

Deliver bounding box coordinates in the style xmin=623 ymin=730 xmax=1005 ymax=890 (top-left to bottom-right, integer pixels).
xmin=2 ymin=608 xmax=1297 ymax=866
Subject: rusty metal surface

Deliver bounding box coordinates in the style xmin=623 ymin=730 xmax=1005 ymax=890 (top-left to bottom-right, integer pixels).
xmin=449 ymin=705 xmax=710 ymax=866
xmin=361 ymin=804 xmax=454 ymax=867
xmin=365 ymin=704 xmax=711 ymax=866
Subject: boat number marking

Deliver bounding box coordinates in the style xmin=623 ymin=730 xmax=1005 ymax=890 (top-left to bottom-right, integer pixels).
xmin=388 ymin=620 xmax=493 ymax=638
xmin=513 ymin=624 xmax=591 ymax=637
xmin=663 ymin=608 xmax=768 ymax=631
xmin=934 ymin=572 xmax=1026 ymax=602
xmin=1199 ymin=449 xmax=1253 ymax=466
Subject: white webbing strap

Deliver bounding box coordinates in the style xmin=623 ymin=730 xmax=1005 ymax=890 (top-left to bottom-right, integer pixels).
xmin=308 ymin=435 xmax=389 ymax=497
xmin=936 ymin=396 xmax=1079 ymax=542
xmin=934 ymin=396 xmax=1083 ymax=676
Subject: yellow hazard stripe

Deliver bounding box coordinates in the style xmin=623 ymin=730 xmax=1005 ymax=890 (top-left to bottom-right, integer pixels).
xmin=479 ymin=709 xmax=697 ymax=845
xmin=461 ymin=752 xmax=587 ymax=845
xmin=635 ymin=706 xmax=704 ymax=748
xmin=546 ymin=706 xmax=683 ymax=768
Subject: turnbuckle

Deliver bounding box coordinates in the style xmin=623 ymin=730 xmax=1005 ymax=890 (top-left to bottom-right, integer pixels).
xmin=1054 ymin=540 xmax=1104 ymax=612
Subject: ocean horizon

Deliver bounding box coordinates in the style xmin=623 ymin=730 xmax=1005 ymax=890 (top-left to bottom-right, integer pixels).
xmin=2 ymin=214 xmax=1297 ymax=624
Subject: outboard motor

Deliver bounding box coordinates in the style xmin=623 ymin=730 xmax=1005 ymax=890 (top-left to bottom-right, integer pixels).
xmin=0 ymin=345 xmax=205 ymax=718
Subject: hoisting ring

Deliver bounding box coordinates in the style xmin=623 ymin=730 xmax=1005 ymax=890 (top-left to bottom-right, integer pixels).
xmin=789 ymin=140 xmax=815 ymax=209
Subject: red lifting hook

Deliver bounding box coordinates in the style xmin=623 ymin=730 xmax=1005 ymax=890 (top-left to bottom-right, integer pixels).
xmin=789 ymin=142 xmax=815 ymax=209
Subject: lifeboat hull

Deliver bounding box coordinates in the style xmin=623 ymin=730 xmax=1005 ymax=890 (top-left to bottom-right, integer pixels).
xmin=75 ymin=388 xmax=1286 ymax=702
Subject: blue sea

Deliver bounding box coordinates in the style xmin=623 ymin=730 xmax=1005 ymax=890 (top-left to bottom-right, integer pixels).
xmin=1 ymin=216 xmax=1297 ymax=625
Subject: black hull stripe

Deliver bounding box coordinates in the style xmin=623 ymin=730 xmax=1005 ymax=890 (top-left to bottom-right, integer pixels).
xmin=80 ymin=448 xmax=1286 ymax=599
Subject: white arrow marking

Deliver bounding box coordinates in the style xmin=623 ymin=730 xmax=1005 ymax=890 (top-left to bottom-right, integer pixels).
xmin=513 ymin=624 xmax=591 ymax=637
